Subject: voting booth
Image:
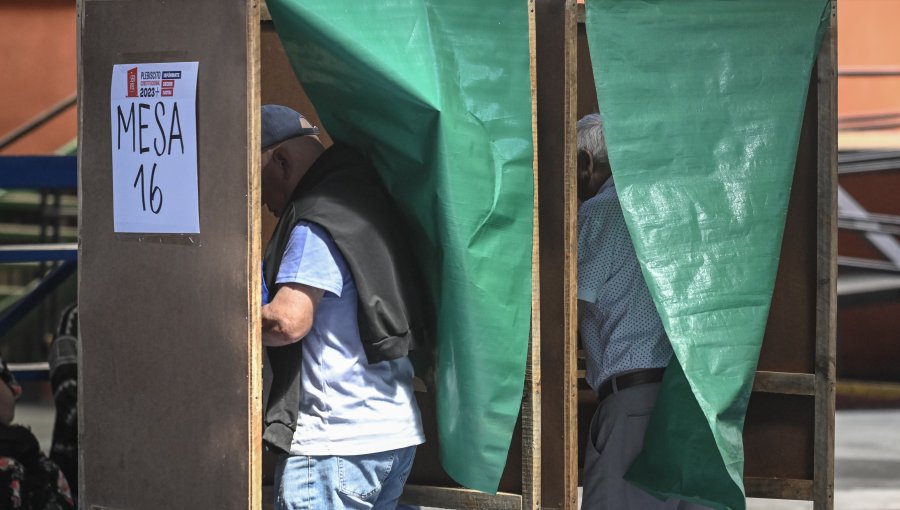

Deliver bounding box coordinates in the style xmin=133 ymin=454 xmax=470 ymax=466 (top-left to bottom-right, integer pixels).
xmin=77 ymin=1 xmax=836 ymax=509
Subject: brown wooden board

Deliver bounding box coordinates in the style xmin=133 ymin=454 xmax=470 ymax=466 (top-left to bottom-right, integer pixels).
xmin=814 ymin=5 xmax=838 ymax=508
xmin=758 ymin=73 xmax=819 ymax=376
xmin=77 ymin=1 xmax=261 ymax=508
xmin=575 ymin=22 xmax=599 ymax=119
xmin=739 ymin=65 xmax=821 ymax=487
xmin=536 ymin=1 xmax=579 ymax=509
xmin=523 ymin=2 xmax=544 ymax=504
xmin=260 ymin=24 xmax=332 ymax=146
xmin=743 ymin=394 xmax=816 ymax=483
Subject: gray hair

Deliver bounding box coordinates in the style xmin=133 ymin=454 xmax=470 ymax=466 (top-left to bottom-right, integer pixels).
xmin=576 ymin=113 xmax=608 ymax=164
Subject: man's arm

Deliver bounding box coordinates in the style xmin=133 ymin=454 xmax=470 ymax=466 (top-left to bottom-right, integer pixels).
xmin=262 ymin=283 xmax=325 ymax=347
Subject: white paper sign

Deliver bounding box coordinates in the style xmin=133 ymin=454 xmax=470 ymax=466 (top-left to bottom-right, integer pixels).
xmin=110 ymin=62 xmax=199 ymax=233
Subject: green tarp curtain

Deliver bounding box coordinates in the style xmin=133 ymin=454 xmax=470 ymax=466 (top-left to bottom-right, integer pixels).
xmin=267 ymin=0 xmax=534 ymax=493
xmin=583 ymin=1 xmax=829 ymax=509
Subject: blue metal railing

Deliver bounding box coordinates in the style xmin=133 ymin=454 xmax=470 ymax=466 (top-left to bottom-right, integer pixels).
xmin=0 ymin=155 xmax=78 ymax=345
xmin=0 ymin=156 xmax=77 ymax=189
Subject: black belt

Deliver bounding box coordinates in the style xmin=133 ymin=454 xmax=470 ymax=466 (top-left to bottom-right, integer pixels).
xmin=597 ymin=368 xmax=666 ymax=402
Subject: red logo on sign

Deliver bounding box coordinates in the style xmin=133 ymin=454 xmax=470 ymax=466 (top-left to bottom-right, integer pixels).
xmin=161 ymin=79 xmax=175 ymax=97
xmin=127 ymin=67 xmax=138 ymax=97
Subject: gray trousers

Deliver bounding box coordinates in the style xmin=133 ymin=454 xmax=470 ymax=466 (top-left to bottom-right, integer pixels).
xmin=581 ymin=382 xmax=709 ymax=510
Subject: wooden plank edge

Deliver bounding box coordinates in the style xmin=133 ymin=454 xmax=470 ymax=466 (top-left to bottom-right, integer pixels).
xmin=524 ymin=1 xmax=542 ymax=509
xmin=837 ymin=379 xmax=900 ymax=399
xmin=752 ymin=371 xmax=816 ymax=396
xmin=577 ymin=370 xmax=819 ymax=400
xmin=247 ymin=1 xmax=263 ymax=509
xmin=401 ymin=485 xmax=523 ymax=510
xmin=75 ymin=0 xmax=87 ymax=502
xmin=813 ymin=3 xmax=838 ymax=510
xmin=562 ymin=1 xmax=580 ymax=508
xmin=745 ymin=477 xmax=814 ymax=501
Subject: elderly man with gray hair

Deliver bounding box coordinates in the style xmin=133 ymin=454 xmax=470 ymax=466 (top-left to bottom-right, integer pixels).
xmin=576 ymin=113 xmax=706 ymax=509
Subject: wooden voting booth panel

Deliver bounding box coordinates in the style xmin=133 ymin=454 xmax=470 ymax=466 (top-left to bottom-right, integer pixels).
xmin=258 ymin=13 xmax=539 ymax=510
xmin=744 ymin=5 xmax=837 ymax=506
xmin=259 ymin=2 xmax=835 ymax=509
xmin=536 ymin=1 xmax=580 ymax=508
xmin=73 ymin=2 xmax=834 ymax=509
xmin=571 ymin=2 xmax=837 ymax=509
xmin=78 ymin=1 xmax=261 ymax=509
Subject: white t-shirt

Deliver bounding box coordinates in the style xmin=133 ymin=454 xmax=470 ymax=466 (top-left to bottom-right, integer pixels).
xmin=275 ymin=221 xmax=425 ymax=456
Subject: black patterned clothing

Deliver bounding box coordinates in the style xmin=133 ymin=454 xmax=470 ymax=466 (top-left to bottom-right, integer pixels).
xmin=49 ymin=303 xmax=78 ymax=503
xmin=0 ymin=357 xmax=74 ymax=510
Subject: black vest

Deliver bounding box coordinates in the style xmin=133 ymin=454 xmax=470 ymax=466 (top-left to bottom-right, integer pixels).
xmin=262 ymin=143 xmax=428 ymax=453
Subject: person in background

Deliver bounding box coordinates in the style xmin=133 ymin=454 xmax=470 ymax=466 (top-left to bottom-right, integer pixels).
xmin=0 ymin=355 xmax=73 ymax=510
xmin=576 ymin=113 xmax=706 ymax=509
xmin=259 ymin=105 xmax=427 ymax=510
xmin=48 ymin=303 xmax=79 ymax=503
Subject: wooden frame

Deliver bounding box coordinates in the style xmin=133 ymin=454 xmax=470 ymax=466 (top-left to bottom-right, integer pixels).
xmin=258 ymin=2 xmax=568 ymax=508
xmin=257 ymin=2 xmax=837 ymax=509
xmin=569 ymin=2 xmax=837 ymax=509
xmin=535 ymin=1 xmax=581 ymax=509
xmin=78 ymin=0 xmax=261 ymax=508
xmin=76 ymin=1 xmax=834 ymax=507
xmin=814 ymin=3 xmax=838 ymax=508
xmin=743 ymin=3 xmax=837 ymax=508
xmin=257 ymin=6 xmax=545 ymax=509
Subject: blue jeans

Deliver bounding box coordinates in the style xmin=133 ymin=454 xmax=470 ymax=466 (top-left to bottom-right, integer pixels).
xmin=274 ymin=446 xmax=417 ymax=510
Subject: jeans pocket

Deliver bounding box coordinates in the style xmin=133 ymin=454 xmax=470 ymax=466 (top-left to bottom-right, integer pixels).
xmin=589 ymin=402 xmax=612 ymax=456
xmin=337 ymin=451 xmax=396 ymax=502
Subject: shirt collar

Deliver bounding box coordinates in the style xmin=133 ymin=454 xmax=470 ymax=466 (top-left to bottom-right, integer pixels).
xmin=596 ymin=175 xmax=614 ymax=196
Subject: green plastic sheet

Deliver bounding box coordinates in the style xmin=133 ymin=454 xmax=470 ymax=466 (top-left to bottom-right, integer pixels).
xmin=267 ymin=0 xmax=534 ymax=493
xmin=583 ymin=1 xmax=829 ymax=508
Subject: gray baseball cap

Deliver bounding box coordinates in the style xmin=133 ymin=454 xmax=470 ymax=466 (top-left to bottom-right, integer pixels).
xmin=261 ymin=104 xmax=320 ymax=149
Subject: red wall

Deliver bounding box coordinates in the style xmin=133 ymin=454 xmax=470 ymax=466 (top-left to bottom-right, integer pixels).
xmin=0 ymin=0 xmax=76 ymax=155
xmin=838 ymin=0 xmax=900 ymax=118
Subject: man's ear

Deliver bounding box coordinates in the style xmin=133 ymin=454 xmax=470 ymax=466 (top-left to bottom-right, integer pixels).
xmin=272 ymin=145 xmax=291 ymax=180
xmin=577 ymin=149 xmax=594 ymax=200
xmin=578 ymin=149 xmax=594 ymax=178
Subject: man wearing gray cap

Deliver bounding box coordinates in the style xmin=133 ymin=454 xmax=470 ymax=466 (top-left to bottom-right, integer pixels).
xmin=259 ymin=105 xmax=427 ymax=510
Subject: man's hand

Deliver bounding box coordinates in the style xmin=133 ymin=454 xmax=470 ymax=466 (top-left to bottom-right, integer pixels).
xmin=262 ymin=283 xmax=325 ymax=347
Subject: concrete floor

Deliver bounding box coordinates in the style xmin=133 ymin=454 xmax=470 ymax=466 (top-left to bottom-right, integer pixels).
xmin=745 ymin=410 xmax=900 ymax=510
xmin=15 ymin=405 xmax=900 ymax=509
